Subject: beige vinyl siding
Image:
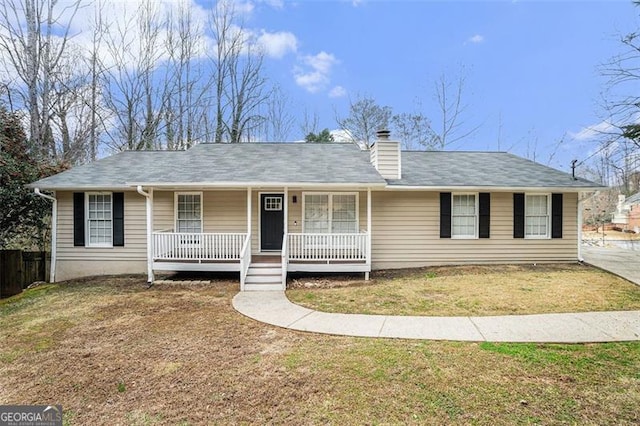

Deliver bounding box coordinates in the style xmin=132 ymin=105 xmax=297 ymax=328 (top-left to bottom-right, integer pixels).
xmin=203 ymin=191 xmax=246 ymax=232
xmin=55 ymin=191 xmax=147 ymax=281
xmin=371 ymin=141 xmax=400 ymax=179
xmin=153 ymin=191 xmax=174 ymax=231
xmin=371 ymin=191 xmax=578 ymax=269
xmin=153 ymin=190 xmax=248 ymax=233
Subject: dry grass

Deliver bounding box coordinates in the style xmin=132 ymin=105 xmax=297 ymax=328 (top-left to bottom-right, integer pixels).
xmin=287 ymin=264 xmax=640 ymax=316
xmin=583 ymin=230 xmax=640 ymax=241
xmin=1 ymin=275 xmax=639 ymax=425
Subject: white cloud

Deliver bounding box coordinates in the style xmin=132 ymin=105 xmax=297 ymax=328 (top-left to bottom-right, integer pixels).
xmin=569 ymin=120 xmax=616 ymax=141
xmin=256 ymin=30 xmax=298 ymax=58
xmin=328 ymin=85 xmax=347 ymax=98
xmin=231 ymin=0 xmax=256 ymax=15
xmin=259 ymin=0 xmax=285 ymax=8
xmin=467 ymin=34 xmax=484 ymax=44
xmin=293 ymin=51 xmax=339 ymax=93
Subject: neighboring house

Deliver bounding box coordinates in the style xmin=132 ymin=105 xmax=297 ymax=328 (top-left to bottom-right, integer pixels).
xmin=612 ymin=192 xmax=640 ymax=233
xmin=29 ymin=131 xmax=603 ymax=290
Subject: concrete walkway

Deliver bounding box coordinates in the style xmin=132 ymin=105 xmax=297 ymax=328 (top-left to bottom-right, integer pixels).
xmin=233 ymin=292 xmax=640 ymax=343
xmin=583 ymin=245 xmax=640 ymax=286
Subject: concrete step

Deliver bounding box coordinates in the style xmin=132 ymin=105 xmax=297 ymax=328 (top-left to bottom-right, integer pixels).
xmin=250 ymin=262 xmax=282 ymax=268
xmin=244 ymin=283 xmax=284 ymax=291
xmin=245 ymin=275 xmax=282 ymax=284
xmin=247 ymin=267 xmax=281 ymax=275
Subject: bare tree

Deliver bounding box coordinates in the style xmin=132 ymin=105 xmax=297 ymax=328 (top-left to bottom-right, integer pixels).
xmin=208 ymin=0 xmax=268 ymax=143
xmin=391 ymin=110 xmax=434 ymax=150
xmin=585 ymin=5 xmax=640 ymax=196
xmin=49 ymin=46 xmax=93 ymax=163
xmin=431 ymin=69 xmax=480 ymax=149
xmin=165 ymin=1 xmax=212 ymax=149
xmin=299 ymin=108 xmax=320 ymax=140
xmin=226 ymin=41 xmax=268 ymax=143
xmin=336 ymin=95 xmax=392 ymax=147
xmin=0 ymin=0 xmax=82 ymax=160
xmin=208 ymin=0 xmax=239 ymax=143
xmin=260 ymin=85 xmax=295 ymax=141
xmin=101 ymin=0 xmax=168 ymax=151
xmin=85 ymin=0 xmax=106 ymax=160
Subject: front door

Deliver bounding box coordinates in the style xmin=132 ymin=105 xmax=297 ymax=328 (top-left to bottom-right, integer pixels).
xmin=260 ymin=193 xmax=284 ymax=251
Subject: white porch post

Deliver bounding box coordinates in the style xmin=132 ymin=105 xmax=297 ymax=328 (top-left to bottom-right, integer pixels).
xmin=284 ymin=187 xmax=288 ymax=236
xmin=247 ymin=187 xmax=252 ymax=235
xmin=366 ymin=188 xmax=372 ymax=280
xmin=578 ymin=193 xmax=584 ymax=262
xmin=137 ymin=186 xmax=154 ymax=283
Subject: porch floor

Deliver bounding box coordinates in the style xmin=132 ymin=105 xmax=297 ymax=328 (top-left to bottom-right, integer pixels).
xmin=252 ymin=255 xmax=281 ymax=263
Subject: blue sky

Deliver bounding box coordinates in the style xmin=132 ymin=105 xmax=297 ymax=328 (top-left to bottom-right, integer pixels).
xmin=232 ymin=0 xmax=638 ymax=173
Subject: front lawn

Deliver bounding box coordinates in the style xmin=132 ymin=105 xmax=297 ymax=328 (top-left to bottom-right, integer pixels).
xmin=1 ymin=276 xmax=639 ymax=425
xmin=287 ymin=264 xmax=640 ymax=316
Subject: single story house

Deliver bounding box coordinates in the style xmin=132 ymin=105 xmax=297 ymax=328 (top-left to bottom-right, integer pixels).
xmin=30 ymin=131 xmax=603 ymax=290
xmin=612 ymin=192 xmax=640 ymax=233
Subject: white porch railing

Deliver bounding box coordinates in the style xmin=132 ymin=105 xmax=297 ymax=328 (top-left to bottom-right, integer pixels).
xmin=287 ymin=232 xmax=368 ymax=262
xmin=239 ymin=234 xmax=252 ymax=290
xmin=153 ymin=232 xmax=247 ymax=261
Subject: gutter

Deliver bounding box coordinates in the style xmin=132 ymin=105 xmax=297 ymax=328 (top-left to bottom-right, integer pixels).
xmin=34 ymin=188 xmax=57 ymax=283
xmin=383 ymin=185 xmax=606 ymax=193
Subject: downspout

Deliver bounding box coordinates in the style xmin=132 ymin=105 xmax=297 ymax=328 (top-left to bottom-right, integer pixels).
xmin=577 ymin=191 xmax=598 ymax=263
xmin=578 ymin=193 xmax=584 ymax=262
xmin=137 ymin=185 xmax=154 ymax=284
xmin=34 ymin=188 xmax=57 ymax=283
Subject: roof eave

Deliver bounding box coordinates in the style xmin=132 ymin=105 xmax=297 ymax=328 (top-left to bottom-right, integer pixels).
xmin=130 ymin=181 xmax=388 ymax=188
xmin=30 ymin=181 xmax=388 ymax=190
xmin=384 ymin=184 xmax=606 ymax=192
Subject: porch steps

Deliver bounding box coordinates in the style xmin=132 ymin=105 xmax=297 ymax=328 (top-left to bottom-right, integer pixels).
xmin=244 ymin=262 xmax=284 ymax=291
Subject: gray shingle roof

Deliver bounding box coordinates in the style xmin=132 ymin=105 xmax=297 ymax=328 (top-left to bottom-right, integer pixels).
xmin=625 ymin=192 xmax=640 ymax=205
xmin=30 ymin=142 xmax=387 ymax=189
xmin=387 ymin=151 xmax=602 ymax=189
xmin=30 ymin=143 xmax=604 ymax=190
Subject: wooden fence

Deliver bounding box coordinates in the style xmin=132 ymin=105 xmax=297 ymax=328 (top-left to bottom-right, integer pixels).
xmin=0 ymin=250 xmax=50 ymax=298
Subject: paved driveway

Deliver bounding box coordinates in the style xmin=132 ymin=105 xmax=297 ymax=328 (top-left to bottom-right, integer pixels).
xmin=583 ymin=245 xmax=640 ymax=286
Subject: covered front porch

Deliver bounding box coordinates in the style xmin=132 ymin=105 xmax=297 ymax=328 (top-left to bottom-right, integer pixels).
xmin=137 ymin=186 xmax=373 ymax=290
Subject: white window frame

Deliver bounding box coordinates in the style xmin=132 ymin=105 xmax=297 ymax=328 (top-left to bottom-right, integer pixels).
xmin=174 ymin=192 xmax=203 ymax=234
xmin=525 ymin=193 xmax=551 ymax=239
xmin=302 ymin=192 xmax=360 ymax=234
xmin=264 ymin=196 xmax=283 ymax=211
xmin=451 ymin=192 xmax=478 ymax=239
xmin=85 ymin=192 xmax=113 ymax=248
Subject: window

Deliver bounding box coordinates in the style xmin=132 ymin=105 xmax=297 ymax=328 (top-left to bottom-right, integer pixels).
xmin=303 ymin=193 xmax=358 ymax=233
xmin=87 ymin=193 xmax=112 ymax=247
xmin=451 ymin=194 xmax=477 ymax=238
xmin=264 ymin=196 xmax=282 ymax=211
xmin=525 ymin=194 xmax=549 ymax=238
xmin=176 ymin=193 xmax=202 ymax=233
xmin=332 ymin=194 xmax=358 ymax=233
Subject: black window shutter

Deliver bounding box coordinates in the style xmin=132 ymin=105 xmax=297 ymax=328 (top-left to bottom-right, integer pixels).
xmin=479 ymin=193 xmax=490 ymax=239
xmin=440 ymin=192 xmax=452 ymax=238
xmin=73 ymin=192 xmax=85 ymax=246
xmin=513 ymin=193 xmax=525 ymax=239
xmin=113 ymin=192 xmax=125 ymax=246
xmin=551 ymin=193 xmax=563 ymax=239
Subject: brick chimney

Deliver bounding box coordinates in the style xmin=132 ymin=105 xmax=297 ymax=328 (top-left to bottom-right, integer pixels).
xmin=370 ymin=129 xmax=401 ymax=179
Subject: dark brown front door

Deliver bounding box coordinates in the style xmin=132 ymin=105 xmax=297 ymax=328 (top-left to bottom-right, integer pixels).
xmin=260 ymin=194 xmax=284 ymax=251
